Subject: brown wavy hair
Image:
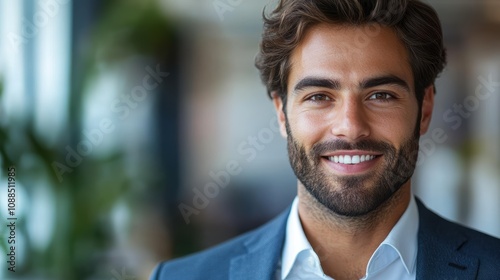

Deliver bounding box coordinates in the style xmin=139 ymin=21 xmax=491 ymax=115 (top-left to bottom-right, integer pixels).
xmin=255 ymin=0 xmax=447 ymax=107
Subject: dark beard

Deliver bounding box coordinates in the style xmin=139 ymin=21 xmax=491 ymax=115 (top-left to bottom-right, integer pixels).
xmin=286 ymin=121 xmax=420 ymax=217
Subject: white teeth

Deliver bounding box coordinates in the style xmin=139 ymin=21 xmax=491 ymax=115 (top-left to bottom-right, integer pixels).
xmin=344 ymin=155 xmax=352 ymax=164
xmin=328 ymin=155 xmax=376 ymax=165
xmin=352 ymin=155 xmax=360 ymax=164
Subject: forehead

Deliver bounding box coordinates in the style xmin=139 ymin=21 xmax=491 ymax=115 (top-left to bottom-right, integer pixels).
xmin=288 ymin=23 xmax=414 ymax=90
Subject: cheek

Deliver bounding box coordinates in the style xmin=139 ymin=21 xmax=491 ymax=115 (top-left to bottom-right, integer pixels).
xmin=288 ymin=110 xmax=331 ymax=146
xmin=369 ymin=108 xmax=418 ymax=147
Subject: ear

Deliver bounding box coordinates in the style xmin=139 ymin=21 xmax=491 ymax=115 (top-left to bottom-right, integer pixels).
xmin=419 ymin=85 xmax=435 ymax=135
xmin=272 ymin=92 xmax=288 ymax=138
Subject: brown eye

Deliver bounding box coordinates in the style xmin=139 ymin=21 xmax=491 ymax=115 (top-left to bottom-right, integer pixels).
xmin=308 ymin=94 xmax=332 ymax=101
xmin=369 ymin=92 xmax=394 ymax=100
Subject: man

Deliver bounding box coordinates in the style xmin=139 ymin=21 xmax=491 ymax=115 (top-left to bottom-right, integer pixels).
xmin=151 ymin=0 xmax=500 ymax=279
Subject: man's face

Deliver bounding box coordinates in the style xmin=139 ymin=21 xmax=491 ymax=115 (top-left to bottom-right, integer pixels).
xmin=274 ymin=23 xmax=434 ymax=216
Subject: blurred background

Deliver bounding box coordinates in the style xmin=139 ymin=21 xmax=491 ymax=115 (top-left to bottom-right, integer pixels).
xmin=0 ymin=0 xmax=499 ymax=279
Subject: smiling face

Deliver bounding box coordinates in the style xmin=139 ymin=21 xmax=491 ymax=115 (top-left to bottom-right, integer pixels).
xmin=274 ymin=23 xmax=434 ymax=217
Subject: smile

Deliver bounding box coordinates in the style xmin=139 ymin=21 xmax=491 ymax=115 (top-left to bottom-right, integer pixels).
xmin=327 ymin=155 xmax=377 ymax=165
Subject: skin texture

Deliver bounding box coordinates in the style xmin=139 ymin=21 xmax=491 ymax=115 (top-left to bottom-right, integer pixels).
xmin=273 ymin=23 xmax=435 ymax=279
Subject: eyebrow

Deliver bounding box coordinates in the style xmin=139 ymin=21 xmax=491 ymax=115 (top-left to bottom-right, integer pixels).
xmin=293 ymin=74 xmax=410 ymax=94
xmin=360 ymin=75 xmax=410 ymax=92
xmin=293 ymin=77 xmax=340 ymax=92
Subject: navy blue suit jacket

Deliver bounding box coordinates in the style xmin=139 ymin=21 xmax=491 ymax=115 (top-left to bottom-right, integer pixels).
xmin=151 ymin=199 xmax=500 ymax=279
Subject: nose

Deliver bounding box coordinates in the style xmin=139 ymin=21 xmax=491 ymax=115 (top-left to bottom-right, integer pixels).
xmin=330 ymin=97 xmax=370 ymax=141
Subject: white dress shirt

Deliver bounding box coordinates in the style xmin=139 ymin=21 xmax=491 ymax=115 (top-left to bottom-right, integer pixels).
xmin=279 ymin=195 xmax=419 ymax=280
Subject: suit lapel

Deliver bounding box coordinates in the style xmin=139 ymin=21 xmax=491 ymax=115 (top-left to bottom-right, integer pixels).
xmin=229 ymin=208 xmax=289 ymax=280
xmin=416 ymin=199 xmax=479 ymax=280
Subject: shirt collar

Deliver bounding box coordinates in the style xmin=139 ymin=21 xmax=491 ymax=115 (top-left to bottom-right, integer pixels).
xmin=281 ymin=197 xmax=311 ymax=279
xmin=281 ymin=195 xmax=419 ymax=279
xmin=373 ymin=194 xmax=419 ymax=275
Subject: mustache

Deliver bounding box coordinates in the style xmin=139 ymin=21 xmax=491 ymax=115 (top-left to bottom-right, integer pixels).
xmin=310 ymin=139 xmax=394 ymax=156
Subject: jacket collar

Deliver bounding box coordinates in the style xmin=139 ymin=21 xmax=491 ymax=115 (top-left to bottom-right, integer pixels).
xmin=415 ymin=198 xmax=479 ymax=279
xmin=229 ymin=208 xmax=290 ymax=280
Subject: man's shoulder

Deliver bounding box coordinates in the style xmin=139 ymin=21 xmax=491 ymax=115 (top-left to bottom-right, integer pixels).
xmin=417 ymin=198 xmax=500 ymax=252
xmin=150 ymin=208 xmax=290 ymax=280
xmin=433 ymin=210 xmax=500 ymax=255
xmin=416 ymin=198 xmax=500 ymax=277
xmin=439 ymin=214 xmax=500 ymax=251
xmin=150 ymin=231 xmax=250 ymax=280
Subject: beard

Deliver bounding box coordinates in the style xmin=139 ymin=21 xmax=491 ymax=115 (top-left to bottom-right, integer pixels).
xmin=286 ymin=121 xmax=420 ymax=217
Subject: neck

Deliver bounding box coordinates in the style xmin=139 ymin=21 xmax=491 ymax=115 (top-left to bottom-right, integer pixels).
xmin=297 ymin=182 xmax=411 ymax=279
